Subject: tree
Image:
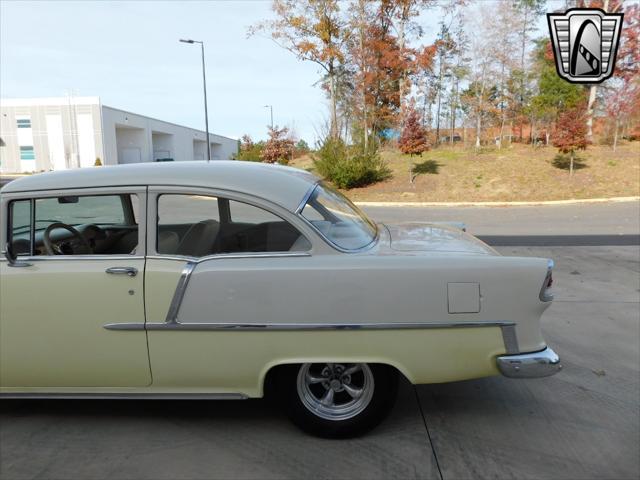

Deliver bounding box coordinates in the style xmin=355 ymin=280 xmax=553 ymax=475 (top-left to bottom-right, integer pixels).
xmin=513 ymin=0 xmax=546 ymax=139
xmin=432 ymin=22 xmax=456 ymax=143
xmin=582 ymin=0 xmax=624 ymax=140
xmin=530 ymin=39 xmax=585 ymax=144
xmin=399 ymin=106 xmax=430 ymax=183
xmin=605 ymin=79 xmax=640 ymax=151
xmin=616 ymin=2 xmax=639 ymax=82
xmin=295 ymin=138 xmax=310 ymax=153
xmin=261 ymin=126 xmax=295 ymax=164
xmin=363 ymin=2 xmax=406 ymax=135
xmin=399 ymin=107 xmax=429 ymax=155
xmin=486 ymin=0 xmax=520 ymax=148
xmin=251 ymin=0 xmax=349 ymax=138
xmin=387 ymin=0 xmax=436 ymax=118
xmin=553 ymin=105 xmax=589 ymax=176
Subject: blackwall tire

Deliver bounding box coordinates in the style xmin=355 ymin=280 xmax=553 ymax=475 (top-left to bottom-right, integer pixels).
xmin=277 ymin=363 xmax=398 ymax=438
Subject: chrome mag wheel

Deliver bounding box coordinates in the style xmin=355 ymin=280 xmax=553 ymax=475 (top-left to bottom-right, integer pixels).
xmin=296 ymin=363 xmax=375 ymax=421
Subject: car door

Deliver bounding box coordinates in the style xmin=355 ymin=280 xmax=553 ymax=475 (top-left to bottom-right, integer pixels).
xmin=0 ymin=187 xmax=151 ymax=388
xmin=142 ymin=187 xmax=313 ymax=391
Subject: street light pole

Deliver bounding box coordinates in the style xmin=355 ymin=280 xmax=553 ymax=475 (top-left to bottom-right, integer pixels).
xmin=264 ymin=104 xmax=273 ymax=130
xmin=180 ymin=38 xmax=211 ymax=162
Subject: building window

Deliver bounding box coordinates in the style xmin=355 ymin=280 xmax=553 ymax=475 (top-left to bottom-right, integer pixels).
xmin=20 ymin=146 xmax=35 ymax=160
xmin=16 ymin=118 xmax=32 ymax=129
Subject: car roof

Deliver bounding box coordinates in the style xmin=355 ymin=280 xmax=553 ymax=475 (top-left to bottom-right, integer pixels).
xmin=0 ymin=161 xmax=319 ymax=212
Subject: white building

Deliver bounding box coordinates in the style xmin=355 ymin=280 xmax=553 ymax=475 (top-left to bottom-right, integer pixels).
xmin=0 ymin=97 xmax=238 ymax=173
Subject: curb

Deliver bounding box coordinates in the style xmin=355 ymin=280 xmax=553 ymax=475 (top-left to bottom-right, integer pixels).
xmin=354 ymin=196 xmax=640 ymax=208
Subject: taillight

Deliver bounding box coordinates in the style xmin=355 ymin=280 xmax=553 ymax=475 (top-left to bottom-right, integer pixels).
xmin=539 ymin=260 xmax=554 ymax=302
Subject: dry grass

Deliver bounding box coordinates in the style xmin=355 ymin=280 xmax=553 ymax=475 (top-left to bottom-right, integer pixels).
xmin=291 ymin=142 xmax=640 ymax=202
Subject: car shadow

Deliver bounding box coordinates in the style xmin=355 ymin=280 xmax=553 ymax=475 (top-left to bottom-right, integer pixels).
xmin=0 ymin=379 xmax=441 ymax=480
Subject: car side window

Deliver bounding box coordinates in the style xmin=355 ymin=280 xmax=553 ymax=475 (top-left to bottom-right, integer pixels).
xmin=156 ymin=194 xmax=310 ymax=257
xmin=8 ymin=194 xmax=139 ymax=256
xmin=8 ymin=199 xmax=32 ymax=255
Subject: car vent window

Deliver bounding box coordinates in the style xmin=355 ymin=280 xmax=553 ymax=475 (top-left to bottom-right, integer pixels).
xmin=8 ymin=199 xmax=32 ymax=256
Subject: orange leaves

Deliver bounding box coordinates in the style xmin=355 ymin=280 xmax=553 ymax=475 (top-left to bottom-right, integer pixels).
xmin=415 ymin=45 xmax=436 ymax=71
xmin=261 ymin=126 xmax=296 ymax=164
xmin=297 ymin=40 xmax=318 ymax=56
xmin=399 ymin=107 xmax=430 ymax=155
xmin=553 ymin=105 xmax=590 ymax=154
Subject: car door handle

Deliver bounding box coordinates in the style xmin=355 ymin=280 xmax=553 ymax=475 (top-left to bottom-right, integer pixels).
xmin=105 ymin=267 xmax=138 ymax=277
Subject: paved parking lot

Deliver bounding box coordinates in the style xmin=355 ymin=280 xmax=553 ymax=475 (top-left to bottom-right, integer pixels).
xmin=1 ymin=203 xmax=639 ymax=480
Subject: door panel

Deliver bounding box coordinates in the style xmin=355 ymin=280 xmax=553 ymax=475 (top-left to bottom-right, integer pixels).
xmin=0 ymin=258 xmax=150 ymax=387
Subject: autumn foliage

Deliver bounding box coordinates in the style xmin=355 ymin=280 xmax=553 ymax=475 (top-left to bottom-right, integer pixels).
xmin=553 ymin=106 xmax=589 ymax=154
xmin=553 ymin=105 xmax=589 ymax=175
xmin=248 ymin=0 xmax=638 ymax=188
xmin=399 ymin=107 xmax=429 ymax=156
xmin=261 ymin=126 xmax=295 ymax=164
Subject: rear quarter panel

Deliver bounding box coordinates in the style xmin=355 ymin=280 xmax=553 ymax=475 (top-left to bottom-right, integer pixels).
xmin=145 ymin=253 xmax=551 ymax=396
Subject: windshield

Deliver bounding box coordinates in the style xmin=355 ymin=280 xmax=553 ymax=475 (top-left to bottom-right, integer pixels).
xmin=300 ymin=183 xmax=377 ymax=251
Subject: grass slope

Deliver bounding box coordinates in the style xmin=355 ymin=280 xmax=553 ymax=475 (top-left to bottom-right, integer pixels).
xmin=291 ymin=142 xmax=640 ymax=202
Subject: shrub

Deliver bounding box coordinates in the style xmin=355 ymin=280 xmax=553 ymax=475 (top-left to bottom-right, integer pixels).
xmin=234 ymin=134 xmax=264 ymax=162
xmin=313 ymin=136 xmax=390 ymax=189
xmin=261 ymin=126 xmax=295 ymax=164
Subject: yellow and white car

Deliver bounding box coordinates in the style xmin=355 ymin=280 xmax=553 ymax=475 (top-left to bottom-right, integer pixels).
xmin=0 ymin=161 xmax=561 ymax=437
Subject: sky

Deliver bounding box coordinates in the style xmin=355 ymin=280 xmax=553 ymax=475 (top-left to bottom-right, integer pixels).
xmin=1 ymin=0 xmax=331 ymax=143
xmin=0 ymin=0 xmax=557 ymax=144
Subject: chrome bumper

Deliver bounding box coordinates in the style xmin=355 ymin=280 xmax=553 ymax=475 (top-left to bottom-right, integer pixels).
xmin=497 ymin=347 xmax=562 ymax=378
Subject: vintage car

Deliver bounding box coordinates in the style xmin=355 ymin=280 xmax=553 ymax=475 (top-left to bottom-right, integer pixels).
xmin=0 ymin=161 xmax=561 ymax=437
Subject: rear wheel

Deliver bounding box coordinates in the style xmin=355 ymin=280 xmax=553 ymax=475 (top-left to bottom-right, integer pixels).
xmin=277 ymin=363 xmax=398 ymax=438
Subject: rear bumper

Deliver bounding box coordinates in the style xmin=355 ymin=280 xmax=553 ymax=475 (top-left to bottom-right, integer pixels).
xmin=497 ymin=347 xmax=562 ymax=378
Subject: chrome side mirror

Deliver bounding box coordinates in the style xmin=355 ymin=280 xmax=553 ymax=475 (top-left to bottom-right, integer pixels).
xmin=4 ymin=243 xmax=32 ymax=268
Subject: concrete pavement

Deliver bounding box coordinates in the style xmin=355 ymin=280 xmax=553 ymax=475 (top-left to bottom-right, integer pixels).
xmin=417 ymin=245 xmax=640 ymax=480
xmin=0 ymin=202 xmax=639 ymax=479
xmin=1 ymin=244 xmax=638 ymax=480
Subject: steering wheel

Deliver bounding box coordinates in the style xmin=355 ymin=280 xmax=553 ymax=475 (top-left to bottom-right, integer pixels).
xmin=43 ymin=222 xmax=93 ymax=255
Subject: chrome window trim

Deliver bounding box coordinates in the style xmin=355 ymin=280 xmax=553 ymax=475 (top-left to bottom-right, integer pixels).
xmin=151 ymin=187 xmax=314 ymax=256
xmin=3 ymin=186 xmax=148 ymax=259
xmin=104 ymin=320 xmax=515 ymax=331
xmin=295 ymin=183 xmax=318 ymax=214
